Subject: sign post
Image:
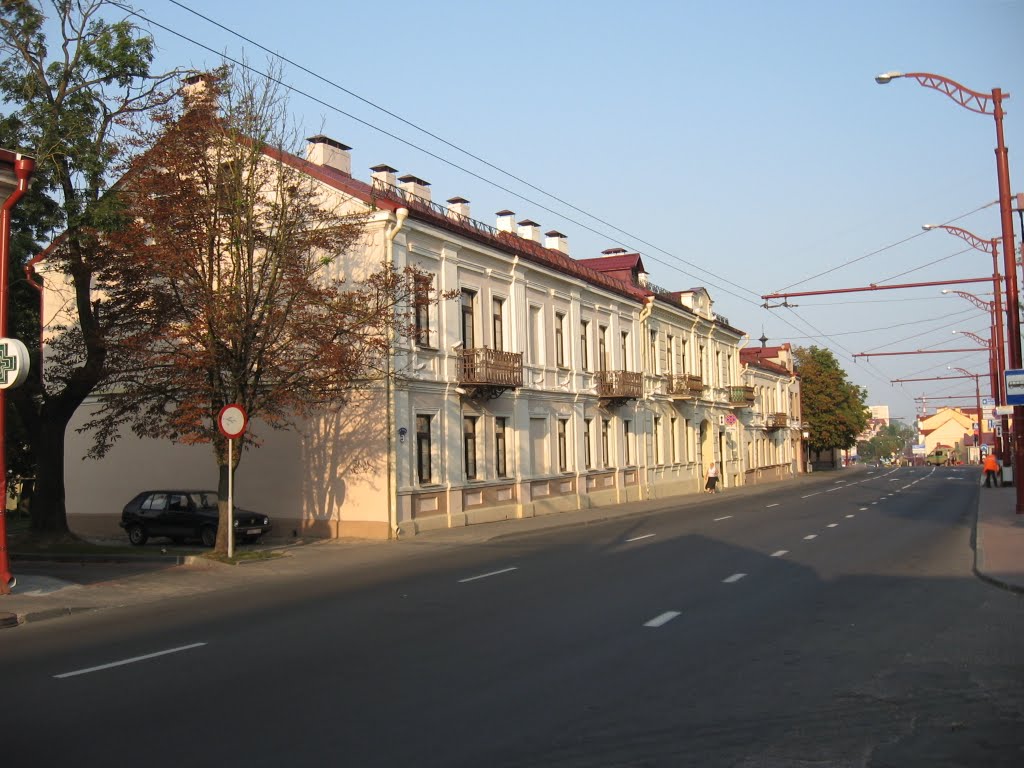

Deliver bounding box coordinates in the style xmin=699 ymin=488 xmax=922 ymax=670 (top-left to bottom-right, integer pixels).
xmin=217 ymin=404 xmax=248 ymax=559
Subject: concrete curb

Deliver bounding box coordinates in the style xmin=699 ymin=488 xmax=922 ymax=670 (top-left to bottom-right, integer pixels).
xmin=973 ymin=502 xmax=1024 ymax=595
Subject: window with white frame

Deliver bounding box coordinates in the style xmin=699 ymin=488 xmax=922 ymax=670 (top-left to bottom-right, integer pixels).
xmin=413 ymin=273 xmax=432 ymax=348
xmin=671 ymin=417 xmax=678 ymax=463
xmin=529 ymin=305 xmax=542 ymax=365
xmin=601 ymin=418 xmax=611 ymax=467
xmin=580 ymin=320 xmax=590 ymax=371
xmin=461 ymin=289 xmax=476 ymax=349
xmin=583 ymin=418 xmax=593 ymax=469
xmin=623 ymin=420 xmax=632 ymax=465
xmin=463 ymin=415 xmax=478 ymax=480
xmin=492 ymin=297 xmax=505 ymax=352
xmin=555 ymin=311 xmax=566 ymax=368
xmin=416 ymin=414 xmax=433 ymax=484
xmin=653 ymin=416 xmax=662 ymax=465
xmin=495 ymin=417 xmax=508 ymax=478
xmin=557 ymin=418 xmax=569 ymax=472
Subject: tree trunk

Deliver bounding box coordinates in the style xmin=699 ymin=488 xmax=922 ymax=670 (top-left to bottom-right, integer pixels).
xmin=215 ymin=459 xmax=230 ymax=554
xmin=29 ymin=415 xmax=70 ymax=537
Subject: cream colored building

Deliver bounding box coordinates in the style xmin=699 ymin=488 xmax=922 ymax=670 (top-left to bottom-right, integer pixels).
xmin=739 ymin=343 xmax=803 ymax=483
xmin=44 ymin=135 xmax=802 ymax=541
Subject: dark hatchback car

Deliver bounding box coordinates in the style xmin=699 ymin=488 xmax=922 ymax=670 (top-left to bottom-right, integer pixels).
xmin=120 ymin=490 xmax=271 ymax=547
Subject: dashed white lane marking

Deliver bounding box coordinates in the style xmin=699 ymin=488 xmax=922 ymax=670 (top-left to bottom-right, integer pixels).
xmin=827 ymin=523 xmax=838 ymax=528
xmin=723 ymin=573 xmax=747 ymax=583
xmin=826 ymin=487 xmax=842 ymax=493
xmin=804 ymin=534 xmax=818 ymax=540
xmin=859 ymin=507 xmax=868 ymax=511
xmin=625 ymin=534 xmax=656 ymax=542
xmin=714 ymin=515 xmax=733 ymax=522
xmin=846 ymin=514 xmax=855 ymax=518
xmin=802 ymin=493 xmax=821 ymax=498
xmin=766 ymin=503 xmax=780 ymax=508
xmin=644 ymin=611 xmax=680 ymax=628
xmin=55 ymin=643 xmax=207 ymax=679
xmin=771 ymin=550 xmax=788 ymax=557
xmin=458 ymin=567 xmax=518 ymax=583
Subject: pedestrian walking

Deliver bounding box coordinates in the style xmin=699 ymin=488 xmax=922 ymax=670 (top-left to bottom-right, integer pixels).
xmin=704 ymin=462 xmax=720 ymax=494
xmin=983 ymin=453 xmax=1000 ymax=487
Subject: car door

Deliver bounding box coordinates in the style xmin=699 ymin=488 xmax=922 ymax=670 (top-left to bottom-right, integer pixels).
xmin=164 ymin=492 xmax=193 ymax=539
xmin=140 ymin=492 xmax=170 ymax=536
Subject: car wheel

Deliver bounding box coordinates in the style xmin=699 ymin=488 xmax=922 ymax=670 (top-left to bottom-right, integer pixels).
xmin=200 ymin=526 xmax=217 ymax=548
xmin=127 ymin=524 xmax=148 ymax=546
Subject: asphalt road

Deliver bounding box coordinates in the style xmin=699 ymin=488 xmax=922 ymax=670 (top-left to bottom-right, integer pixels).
xmin=3 ymin=466 xmax=1022 ymax=767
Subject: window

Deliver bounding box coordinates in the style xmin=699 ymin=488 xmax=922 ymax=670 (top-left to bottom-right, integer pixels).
xmin=464 ymin=416 xmax=478 ymax=480
xmin=580 ymin=321 xmax=590 ymax=371
xmin=620 ymin=331 xmax=629 ymax=370
xmin=599 ymin=326 xmax=608 ymax=371
xmin=653 ymin=416 xmax=661 ymax=465
xmin=623 ymin=420 xmax=631 ymax=465
xmin=530 ymin=418 xmax=548 ymax=475
xmin=557 ymin=418 xmax=568 ymax=472
xmin=666 ymin=335 xmax=675 ymax=374
xmin=461 ymin=289 xmax=476 ymax=349
xmin=601 ymin=419 xmax=611 ymax=467
xmin=649 ymin=330 xmax=658 ymax=374
xmin=413 ymin=273 xmax=432 ymax=347
xmin=416 ymin=415 xmax=432 ymax=484
xmin=671 ymin=417 xmax=678 ymax=463
xmin=492 ymin=297 xmax=505 ymax=351
xmin=529 ymin=305 xmax=542 ymax=365
xmin=142 ymin=493 xmax=168 ymax=511
xmin=583 ymin=418 xmax=593 ymax=469
xmin=495 ymin=417 xmax=508 ymax=478
xmin=555 ymin=312 xmax=566 ymax=368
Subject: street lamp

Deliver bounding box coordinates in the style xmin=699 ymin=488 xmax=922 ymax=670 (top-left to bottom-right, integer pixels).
xmin=801 ymin=426 xmax=810 ymax=473
xmin=877 ymin=70 xmax=1022 ymax=512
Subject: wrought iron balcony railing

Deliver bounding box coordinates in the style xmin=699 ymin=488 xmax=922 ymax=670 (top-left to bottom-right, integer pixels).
xmin=458 ymin=348 xmax=523 ymax=389
xmin=728 ymin=385 xmax=756 ymax=405
xmin=666 ymin=373 xmax=704 ymax=397
xmin=766 ymin=412 xmax=789 ymax=429
xmin=596 ymin=370 xmax=643 ymax=401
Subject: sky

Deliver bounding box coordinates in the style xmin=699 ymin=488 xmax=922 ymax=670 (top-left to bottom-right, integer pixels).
xmin=116 ymin=0 xmax=1024 ymax=423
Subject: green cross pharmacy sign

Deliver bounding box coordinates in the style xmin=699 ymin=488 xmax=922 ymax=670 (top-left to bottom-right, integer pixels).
xmin=0 ymin=337 xmax=30 ymax=389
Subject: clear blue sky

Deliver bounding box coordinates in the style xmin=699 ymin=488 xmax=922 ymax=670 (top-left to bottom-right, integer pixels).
xmin=132 ymin=0 xmax=1023 ymax=423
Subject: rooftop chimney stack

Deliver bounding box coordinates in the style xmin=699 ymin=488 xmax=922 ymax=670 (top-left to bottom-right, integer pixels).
xmin=305 ymin=135 xmax=351 ymax=175
xmin=601 ymin=247 xmax=627 ymax=257
xmin=398 ymin=174 xmax=431 ymax=202
xmin=496 ymin=210 xmax=516 ymax=233
xmin=518 ymin=219 xmax=542 ymax=243
xmin=545 ymin=230 xmax=569 ymax=254
xmin=447 ymin=197 xmax=470 ymax=220
xmin=370 ymin=164 xmax=398 ymax=189
xmin=182 ymin=73 xmax=216 ymax=109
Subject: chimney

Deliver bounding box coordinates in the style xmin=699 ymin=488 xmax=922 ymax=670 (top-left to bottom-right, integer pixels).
xmin=545 ymin=230 xmax=569 ymax=254
xmin=518 ymin=219 xmax=541 ymax=243
xmin=306 ymin=135 xmax=351 ymax=175
xmin=182 ymin=73 xmax=216 ymax=109
xmin=398 ymin=174 xmax=431 ymax=202
xmin=601 ymin=247 xmax=627 ymax=257
xmin=370 ymin=164 xmax=397 ymax=190
xmin=447 ymin=196 xmax=470 ymax=220
xmin=496 ymin=210 xmax=516 ymax=233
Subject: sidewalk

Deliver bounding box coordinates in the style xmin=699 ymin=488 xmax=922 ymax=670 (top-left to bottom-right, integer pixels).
xmin=3 ymin=468 xmax=1021 ymax=629
xmin=974 ymin=482 xmax=1024 ymax=593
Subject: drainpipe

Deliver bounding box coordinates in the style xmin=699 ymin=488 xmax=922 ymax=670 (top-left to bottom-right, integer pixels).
xmin=384 ymin=208 xmax=408 ymax=539
xmin=1 ymin=154 xmax=34 ymax=594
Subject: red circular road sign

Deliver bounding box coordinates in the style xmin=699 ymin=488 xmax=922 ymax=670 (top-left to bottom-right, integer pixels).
xmin=218 ymin=403 xmax=248 ymax=439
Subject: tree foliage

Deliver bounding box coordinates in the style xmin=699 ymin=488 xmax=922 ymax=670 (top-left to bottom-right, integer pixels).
xmin=794 ymin=346 xmax=869 ymax=452
xmin=0 ymin=0 xmax=184 ymax=537
xmin=857 ymin=422 xmax=915 ymax=461
xmin=80 ymin=66 xmax=441 ymax=553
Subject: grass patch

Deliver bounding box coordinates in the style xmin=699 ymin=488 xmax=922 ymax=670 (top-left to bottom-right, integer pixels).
xmin=200 ymin=549 xmax=285 ymax=565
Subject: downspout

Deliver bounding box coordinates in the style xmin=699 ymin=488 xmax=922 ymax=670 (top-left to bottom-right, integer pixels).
xmin=0 ymin=154 xmax=34 ymax=593
xmin=638 ymin=296 xmax=655 ymax=499
xmin=385 ymin=208 xmax=408 ymax=539
xmin=733 ymin=334 xmax=750 ymax=486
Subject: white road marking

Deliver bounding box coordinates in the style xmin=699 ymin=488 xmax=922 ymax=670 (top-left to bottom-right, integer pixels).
xmin=826 ymin=487 xmax=842 ymax=493
xmin=713 ymin=515 xmax=733 ymax=521
xmin=54 ymin=643 xmax=207 ymax=679
xmin=771 ymin=550 xmax=788 ymax=557
xmin=625 ymin=534 xmax=656 ymax=542
xmin=804 ymin=534 xmax=818 ymax=540
xmin=872 ymin=501 xmax=878 ymax=505
xmin=644 ymin=611 xmax=680 ymax=628
xmin=859 ymin=507 xmax=867 ymax=511
xmin=827 ymin=523 xmax=838 ymax=528
xmin=766 ymin=503 xmax=780 ymax=508
xmin=846 ymin=514 xmax=855 ymax=518
xmin=802 ymin=493 xmax=821 ymax=498
xmin=723 ymin=573 xmax=747 ymax=583
xmin=458 ymin=567 xmax=518 ymax=583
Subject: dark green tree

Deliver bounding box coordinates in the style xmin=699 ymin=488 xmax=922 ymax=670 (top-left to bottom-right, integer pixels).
xmin=794 ymin=346 xmax=869 ymax=454
xmin=0 ymin=0 xmax=184 ymax=538
xmin=857 ymin=422 xmax=915 ymax=462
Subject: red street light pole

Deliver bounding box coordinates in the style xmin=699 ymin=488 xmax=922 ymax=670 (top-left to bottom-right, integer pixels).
xmin=0 ymin=152 xmax=35 ymax=595
xmin=876 ymin=70 xmax=1022 ymax=512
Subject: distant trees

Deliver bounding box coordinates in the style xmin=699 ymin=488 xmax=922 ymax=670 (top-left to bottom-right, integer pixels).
xmin=794 ymin=346 xmax=869 ymax=454
xmin=857 ymin=423 xmax=915 ymax=462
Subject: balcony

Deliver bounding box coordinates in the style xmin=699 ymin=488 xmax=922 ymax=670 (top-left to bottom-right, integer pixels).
xmin=596 ymin=370 xmax=643 ymax=407
xmin=728 ymin=385 xmax=756 ymax=406
xmin=766 ymin=412 xmax=789 ymax=430
xmin=666 ymin=374 xmax=705 ymax=398
xmin=457 ymin=348 xmax=523 ymax=399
